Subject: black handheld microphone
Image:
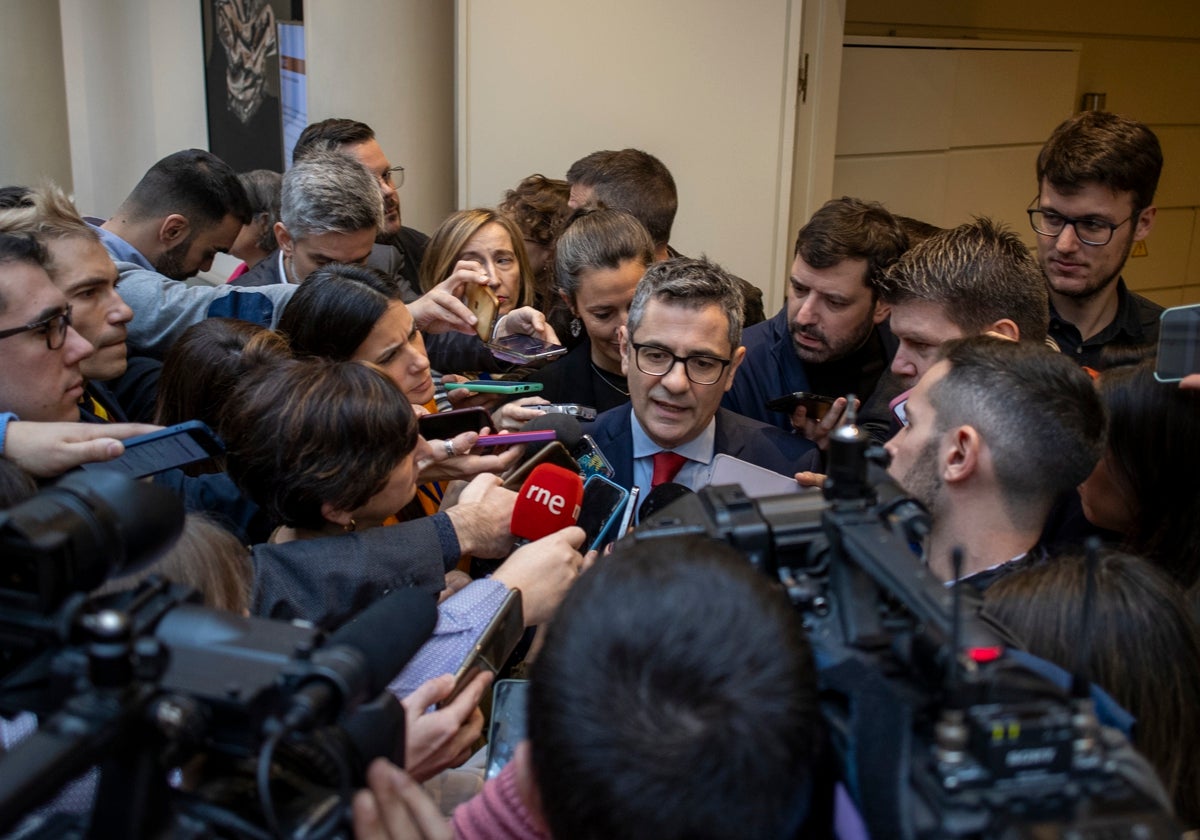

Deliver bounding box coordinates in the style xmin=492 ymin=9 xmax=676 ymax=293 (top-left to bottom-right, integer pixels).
xmin=637 ymin=482 xmax=695 ymax=525
xmin=280 ymin=587 xmax=437 ymax=730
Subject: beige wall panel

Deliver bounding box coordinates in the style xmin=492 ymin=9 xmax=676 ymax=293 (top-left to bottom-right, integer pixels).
xmin=836 ymin=46 xmax=953 ymax=156
xmin=949 ymin=49 xmax=1078 ymax=148
xmin=459 ymin=0 xmax=800 ymax=299
xmin=306 ymin=0 xmax=455 ymax=233
xmin=1123 ymin=208 xmax=1193 ymax=295
xmin=0 ymin=1 xmax=72 ymax=191
xmin=1140 ymin=287 xmax=1184 ymax=309
xmin=844 ymin=0 xmax=1200 ymax=41
xmin=1154 ymin=127 xmax=1200 ymax=211
xmin=832 ymin=153 xmax=947 ymax=225
xmin=1188 ymin=213 xmax=1200 ymax=298
xmin=943 ymin=146 xmax=1041 ymax=240
xmin=1071 ymin=40 xmax=1200 ymax=125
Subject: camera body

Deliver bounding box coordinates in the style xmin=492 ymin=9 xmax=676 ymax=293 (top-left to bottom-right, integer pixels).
xmin=631 ymin=447 xmax=1179 ymax=838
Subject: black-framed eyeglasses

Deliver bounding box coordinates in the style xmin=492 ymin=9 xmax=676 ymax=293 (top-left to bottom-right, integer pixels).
xmin=632 ymin=343 xmax=731 ymax=385
xmin=1026 ymin=206 xmax=1138 ymax=246
xmin=0 ymin=304 xmax=72 ymax=350
xmin=380 ymin=166 xmax=405 ymax=188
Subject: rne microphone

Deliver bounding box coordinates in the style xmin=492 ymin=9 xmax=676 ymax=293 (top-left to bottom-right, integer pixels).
xmin=511 ymin=463 xmax=584 ymax=544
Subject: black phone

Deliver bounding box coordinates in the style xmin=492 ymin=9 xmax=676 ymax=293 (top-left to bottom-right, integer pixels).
xmin=438 ymin=588 xmax=524 ymax=708
xmin=576 ymin=474 xmax=631 ymax=552
xmin=1156 ymin=303 xmax=1200 ymax=382
xmin=418 ymin=407 xmax=492 ymax=439
xmin=765 ymin=390 xmax=837 ymax=420
xmin=485 ymin=678 xmax=530 ymax=780
xmin=80 ymin=420 xmax=224 ymax=478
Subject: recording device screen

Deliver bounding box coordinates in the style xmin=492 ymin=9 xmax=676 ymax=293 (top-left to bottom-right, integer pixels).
xmin=487 ymin=334 xmax=568 ymax=365
xmin=1156 ymin=303 xmax=1200 ymax=382
xmin=576 ymin=474 xmax=630 ymax=552
xmin=485 ymin=678 xmax=529 ymax=780
xmin=79 ymin=420 xmax=224 ymax=479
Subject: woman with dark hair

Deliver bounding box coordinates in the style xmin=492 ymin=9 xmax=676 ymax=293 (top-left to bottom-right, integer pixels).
xmin=278 ymin=264 xmax=541 ymax=491
xmin=155 ymin=317 xmax=290 ymax=431
xmin=222 ymin=355 xmax=586 ymax=782
xmin=983 ymin=550 xmax=1200 ymax=827
xmin=524 ymin=208 xmax=655 ymax=411
xmin=1078 ymin=358 xmax=1200 ymax=593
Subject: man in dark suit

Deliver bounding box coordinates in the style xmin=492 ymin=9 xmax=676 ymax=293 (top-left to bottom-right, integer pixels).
xmin=584 ymin=257 xmax=819 ymax=500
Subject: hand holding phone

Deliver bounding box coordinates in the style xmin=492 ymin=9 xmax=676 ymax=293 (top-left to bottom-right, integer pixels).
xmin=438 ymin=589 xmax=524 ymax=708
xmin=79 ymin=420 xmax=224 ymax=478
xmin=488 ymin=334 xmax=568 ymax=365
xmin=465 ymin=283 xmax=500 ymax=341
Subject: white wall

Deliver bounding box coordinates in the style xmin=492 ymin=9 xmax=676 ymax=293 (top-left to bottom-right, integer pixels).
xmin=457 ymin=0 xmax=804 ymax=304
xmin=304 ymin=0 xmax=455 ymax=233
xmin=59 ymin=0 xmax=208 ymax=216
xmin=0 ymin=1 xmax=73 ymax=191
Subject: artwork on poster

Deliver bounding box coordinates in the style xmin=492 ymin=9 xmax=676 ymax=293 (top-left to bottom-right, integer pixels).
xmin=201 ymin=0 xmax=303 ymax=173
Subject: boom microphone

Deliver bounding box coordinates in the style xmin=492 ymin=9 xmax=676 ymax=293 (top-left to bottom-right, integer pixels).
xmin=521 ymin=412 xmax=583 ymax=451
xmin=511 ymin=463 xmax=584 ymax=544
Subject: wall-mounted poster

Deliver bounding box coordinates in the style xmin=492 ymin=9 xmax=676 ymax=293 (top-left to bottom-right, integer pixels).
xmin=201 ymin=0 xmax=304 ymax=173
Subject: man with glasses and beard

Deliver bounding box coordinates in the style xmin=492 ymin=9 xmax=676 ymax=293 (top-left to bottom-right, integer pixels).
xmin=583 ymin=257 xmax=818 ymax=502
xmin=1030 ymin=111 xmax=1163 ymax=370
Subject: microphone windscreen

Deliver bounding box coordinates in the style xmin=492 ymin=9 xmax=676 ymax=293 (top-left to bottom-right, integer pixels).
xmin=638 ymin=482 xmax=695 ymax=524
xmin=511 ymin=463 xmax=584 ymax=543
xmin=522 ymin=412 xmax=583 ymax=450
xmin=329 ymin=587 xmax=438 ymax=696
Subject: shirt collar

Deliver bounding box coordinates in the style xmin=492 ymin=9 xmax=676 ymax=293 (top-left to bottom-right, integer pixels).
xmin=630 ymin=409 xmax=718 ymax=464
xmin=87 ymin=219 xmax=154 ymax=271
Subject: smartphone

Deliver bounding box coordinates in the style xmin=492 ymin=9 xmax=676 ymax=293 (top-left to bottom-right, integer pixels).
xmin=466 ymin=284 xmax=499 ymax=342
xmin=418 ymin=407 xmax=491 ymax=439
xmin=765 ymin=391 xmax=837 ymax=420
xmin=80 ymin=420 xmax=224 ymax=479
xmin=502 ymin=441 xmax=581 ymax=490
xmin=439 ymin=589 xmax=524 ymax=708
xmin=1156 ymin=303 xmax=1200 ymax=382
xmin=475 ymin=429 xmax=557 ymax=448
xmin=488 ymin=334 xmax=568 ymax=365
xmin=485 ymin=678 xmax=530 ymax=780
xmin=572 ymin=434 xmax=616 ymax=479
xmin=614 ymin=486 xmax=639 ymax=539
xmin=531 ymin=403 xmax=598 ymax=422
xmin=445 ymin=381 xmax=544 ymax=395
xmin=576 ymin=473 xmax=631 ymax=552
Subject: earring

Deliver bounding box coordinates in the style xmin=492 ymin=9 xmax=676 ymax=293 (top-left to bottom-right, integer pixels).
xmin=570 ymin=317 xmax=582 ymax=338
xmin=343 ymin=518 xmax=356 ymax=533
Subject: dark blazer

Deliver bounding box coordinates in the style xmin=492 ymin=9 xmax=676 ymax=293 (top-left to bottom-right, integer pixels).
xmin=582 ymin=404 xmax=820 ymax=490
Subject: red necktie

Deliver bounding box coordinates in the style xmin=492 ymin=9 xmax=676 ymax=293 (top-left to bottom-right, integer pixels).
xmin=651 ymin=451 xmax=689 ymax=488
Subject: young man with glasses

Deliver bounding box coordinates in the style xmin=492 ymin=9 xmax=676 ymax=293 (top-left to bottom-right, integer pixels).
xmin=1030 ymin=111 xmax=1163 ymax=370
xmin=583 ymin=257 xmax=818 ymax=501
xmin=0 ymin=233 xmax=96 ymax=423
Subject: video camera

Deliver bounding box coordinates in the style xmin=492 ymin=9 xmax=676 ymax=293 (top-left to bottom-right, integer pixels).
xmin=0 ymin=471 xmax=434 ymax=839
xmin=631 ymin=414 xmax=1179 ymax=838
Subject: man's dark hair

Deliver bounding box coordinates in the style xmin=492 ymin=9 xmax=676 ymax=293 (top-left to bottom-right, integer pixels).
xmin=794 ymin=196 xmax=909 ymax=296
xmin=529 ymin=535 xmax=819 ymax=840
xmin=293 ymin=118 xmax=376 ymax=162
xmin=566 ymin=149 xmax=677 ymax=247
xmin=881 ymin=217 xmax=1049 ymax=344
xmin=930 ymin=336 xmax=1105 ymax=522
xmin=0 ymin=232 xmax=49 ymax=316
xmin=1036 ymin=111 xmax=1163 ymax=211
xmin=119 ymin=149 xmax=252 ymax=227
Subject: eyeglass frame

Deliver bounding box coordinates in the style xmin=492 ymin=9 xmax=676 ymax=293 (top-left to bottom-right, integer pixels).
xmin=380 ymin=166 xmax=405 ymax=189
xmin=1026 ymin=203 xmax=1140 ymax=247
xmin=631 ymin=342 xmax=732 ymax=385
xmin=0 ymin=303 xmax=73 ymax=350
